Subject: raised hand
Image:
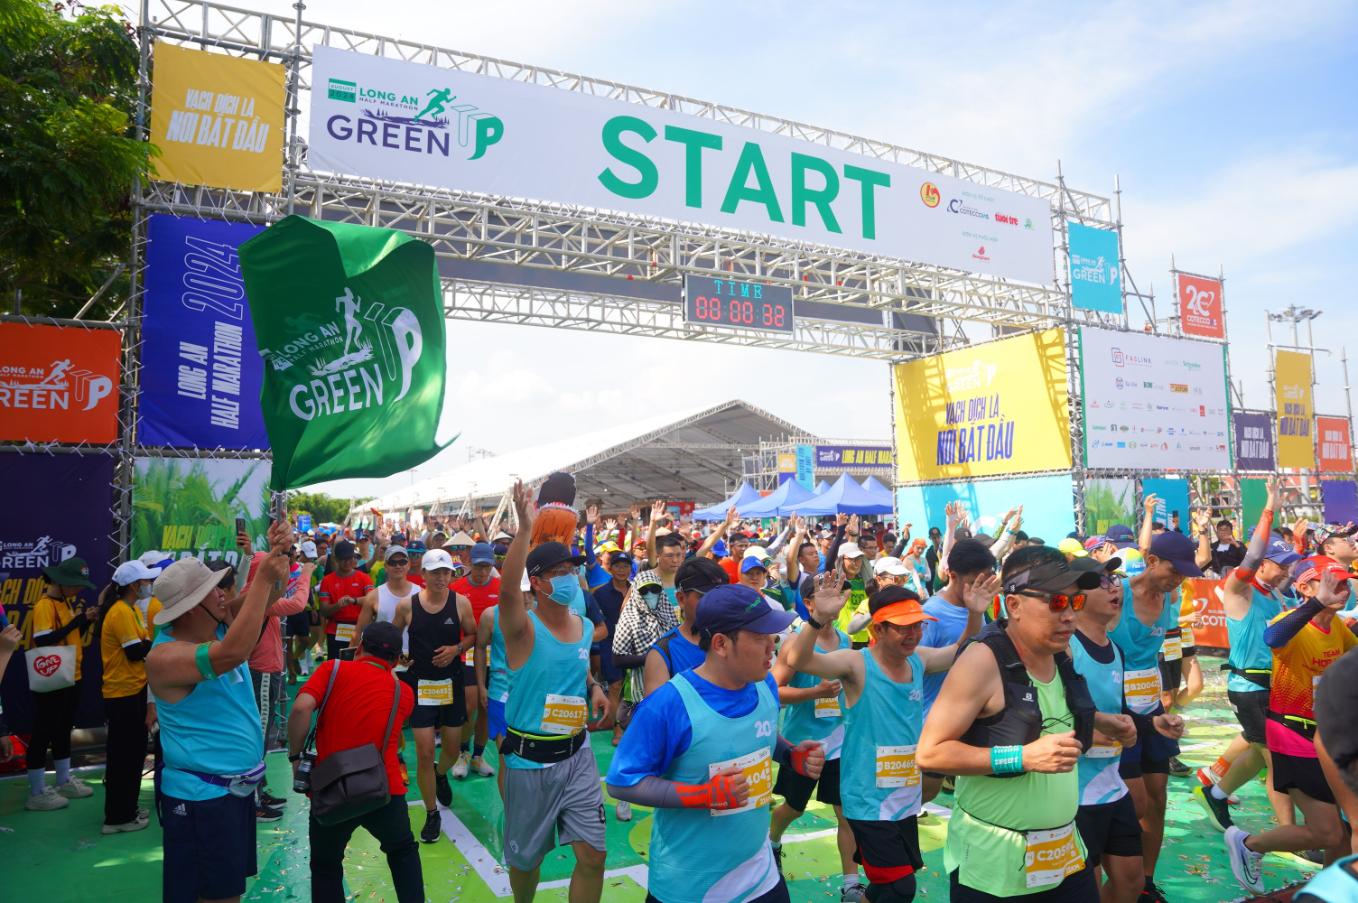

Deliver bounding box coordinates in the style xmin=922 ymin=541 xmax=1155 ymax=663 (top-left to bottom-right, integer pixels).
xmin=512 ymin=480 xmax=535 ymax=527
xmin=1266 ymin=476 xmax=1281 ymax=509
xmin=724 ymin=506 xmax=739 ymax=528
xmin=1143 ymin=493 xmax=1161 ymax=516
xmin=585 ymin=504 xmax=599 ymax=527
xmin=962 ymin=573 xmax=1002 ymax=613
xmin=651 ymin=500 xmax=666 ymax=523
xmin=811 ymin=570 xmax=848 ymax=621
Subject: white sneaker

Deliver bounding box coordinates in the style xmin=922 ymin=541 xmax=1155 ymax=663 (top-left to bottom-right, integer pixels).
xmin=25 ymin=789 xmax=69 ymax=811
xmin=57 ymin=778 xmax=94 ymax=799
xmin=615 ymin=800 xmax=632 ymax=822
xmin=451 ymin=751 xmax=470 ymax=779
xmin=1224 ymin=826 xmax=1264 ymax=894
xmin=102 ymin=817 xmax=150 ymax=834
xmin=471 ymin=755 xmax=495 ymax=777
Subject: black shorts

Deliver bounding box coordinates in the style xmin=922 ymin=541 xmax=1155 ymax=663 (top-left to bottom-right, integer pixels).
xmin=647 ymin=876 xmax=789 ymax=903
xmin=1076 ymin=794 xmax=1141 ymax=867
xmin=401 ymin=672 xmax=467 ymax=729
xmin=161 ymin=792 xmax=257 ymax=903
xmin=1183 ymin=645 xmax=1198 ymax=659
xmin=1118 ymin=712 xmax=1180 ymax=779
xmin=285 ymin=611 xmax=312 ymax=637
xmin=1271 ymin=751 xmax=1336 ymax=804
xmin=1228 ymin=688 xmax=1269 ymax=745
xmin=773 ymin=756 xmax=841 ymax=811
xmin=847 ymin=815 xmax=923 ymax=886
xmin=950 ymin=866 xmax=1098 ymax=901
xmin=1159 ymin=657 xmax=1183 ymax=692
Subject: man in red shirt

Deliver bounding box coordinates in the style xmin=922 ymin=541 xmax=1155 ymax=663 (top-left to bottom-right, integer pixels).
xmin=318 ymin=541 xmax=374 ymax=660
xmin=450 ymin=541 xmax=501 ymax=778
xmin=287 ymin=622 xmax=419 ymax=902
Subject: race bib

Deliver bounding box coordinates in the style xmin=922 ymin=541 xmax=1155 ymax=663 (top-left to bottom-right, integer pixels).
xmin=463 ymin=647 xmax=475 ymax=667
xmin=1162 ymin=633 xmax=1183 ymax=662
xmin=875 ymin=744 xmax=921 ymax=789
xmin=417 ymin=679 xmax=453 ymax=706
xmin=541 ymin=693 xmax=587 ymax=735
xmin=1180 ymin=623 xmax=1196 ymax=647
xmin=334 ymin=622 xmax=356 ymax=643
xmin=1087 ymin=736 xmax=1122 ymax=759
xmin=708 ymin=748 xmax=772 ymax=816
xmin=814 ymin=695 xmax=842 ymax=719
xmin=1123 ymin=667 xmax=1162 ymax=714
xmin=1024 ymin=822 xmax=1085 ymax=888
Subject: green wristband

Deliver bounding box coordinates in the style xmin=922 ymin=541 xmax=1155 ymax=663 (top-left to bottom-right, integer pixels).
xmin=195 ymin=642 xmax=217 ymax=681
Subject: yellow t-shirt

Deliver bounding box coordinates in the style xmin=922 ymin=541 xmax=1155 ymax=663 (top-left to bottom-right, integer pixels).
xmin=146 ymin=596 xmax=163 ymax=631
xmin=31 ymin=596 xmax=83 ymax=681
xmin=100 ymin=600 xmax=151 ymax=698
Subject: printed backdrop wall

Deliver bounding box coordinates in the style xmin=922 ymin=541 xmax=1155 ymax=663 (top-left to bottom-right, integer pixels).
xmin=0 ymin=322 xmax=121 ymax=444
xmin=131 ymin=457 xmax=272 ymax=567
xmin=895 ymin=473 xmax=1077 ymax=547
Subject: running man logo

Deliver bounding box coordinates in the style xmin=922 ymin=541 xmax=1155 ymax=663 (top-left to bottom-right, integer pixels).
xmin=0 ymin=359 xmax=112 ymax=413
xmin=0 ymin=536 xmax=78 ymax=571
xmin=0 ymin=322 xmax=121 ymax=443
xmin=322 ymin=74 xmax=503 ymax=161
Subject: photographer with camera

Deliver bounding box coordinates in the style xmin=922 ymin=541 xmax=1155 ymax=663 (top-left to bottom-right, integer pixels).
xmin=287 ymin=621 xmax=419 ymax=902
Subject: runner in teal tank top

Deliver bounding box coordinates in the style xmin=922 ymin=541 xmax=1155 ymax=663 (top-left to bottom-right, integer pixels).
xmin=918 ymin=545 xmax=1116 ymax=901
xmin=768 ymin=623 xmax=857 ymax=896
xmin=606 ymin=584 xmax=826 ymax=903
xmin=788 ymin=576 xmax=994 ymax=903
xmin=497 ymin=483 xmax=612 ymax=901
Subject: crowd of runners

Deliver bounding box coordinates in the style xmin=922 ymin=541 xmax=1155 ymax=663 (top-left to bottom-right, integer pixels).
xmin=8 ymin=471 xmax=1358 ymax=902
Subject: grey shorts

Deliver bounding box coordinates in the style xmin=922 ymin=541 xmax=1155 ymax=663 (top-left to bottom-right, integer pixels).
xmin=502 ymin=741 xmax=606 ymax=871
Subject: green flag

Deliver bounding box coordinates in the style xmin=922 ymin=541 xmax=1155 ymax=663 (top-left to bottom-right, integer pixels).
xmin=239 ymin=215 xmax=450 ymax=490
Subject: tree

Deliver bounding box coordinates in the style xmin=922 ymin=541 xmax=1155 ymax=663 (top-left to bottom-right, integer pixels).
xmin=0 ymin=1 xmax=151 ymax=319
xmin=287 ymin=491 xmax=368 ymax=525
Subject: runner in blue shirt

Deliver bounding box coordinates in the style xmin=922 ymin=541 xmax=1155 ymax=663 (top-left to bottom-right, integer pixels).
xmin=786 ymin=574 xmax=995 ymax=903
xmin=607 ymin=585 xmax=826 ymax=903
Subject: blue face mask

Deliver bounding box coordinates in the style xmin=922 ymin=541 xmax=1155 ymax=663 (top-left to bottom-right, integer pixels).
xmin=549 ymin=573 xmax=584 ymax=615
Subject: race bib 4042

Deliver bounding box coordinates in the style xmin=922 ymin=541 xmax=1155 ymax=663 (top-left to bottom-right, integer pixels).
xmin=708 ymin=748 xmax=772 ymax=816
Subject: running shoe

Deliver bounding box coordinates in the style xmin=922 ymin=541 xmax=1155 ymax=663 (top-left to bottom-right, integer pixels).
xmin=1195 ymin=766 xmax=1240 ymax=804
xmin=841 ymin=884 xmax=867 ymax=903
xmin=1224 ymin=826 xmax=1264 ymax=894
xmin=451 ymin=750 xmax=470 ymax=779
xmin=420 ymin=808 xmax=441 ymax=843
xmin=1192 ymin=784 xmax=1233 ymax=832
xmin=472 ymin=755 xmax=495 ymax=777
xmin=25 ymin=789 xmax=69 ymax=811
xmin=941 ymin=775 xmax=956 ymax=794
xmin=260 ymin=789 xmax=287 ymax=808
xmin=255 ymin=801 xmax=284 ymax=822
xmin=1167 ymin=755 xmax=1190 ymax=777
xmin=56 ymin=777 xmax=93 ymax=799
xmin=435 ymin=769 xmax=453 ymax=807
xmin=615 ymin=800 xmax=632 ymax=822
xmin=102 ymin=817 xmax=151 ymax=834
xmin=1138 ymin=879 xmax=1168 ymax=903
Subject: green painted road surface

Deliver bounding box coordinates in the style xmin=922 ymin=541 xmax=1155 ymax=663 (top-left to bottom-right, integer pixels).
xmin=0 ymin=657 xmax=1322 ymax=901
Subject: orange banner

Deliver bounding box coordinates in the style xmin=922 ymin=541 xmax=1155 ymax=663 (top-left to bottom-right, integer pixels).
xmin=1182 ymin=578 xmax=1229 ymax=650
xmin=0 ymin=323 xmax=121 ymax=443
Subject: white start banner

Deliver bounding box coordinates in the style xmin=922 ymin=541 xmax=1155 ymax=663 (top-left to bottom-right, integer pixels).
xmin=1079 ymin=326 xmax=1232 ymax=471
xmin=306 ymin=45 xmax=1055 ymax=285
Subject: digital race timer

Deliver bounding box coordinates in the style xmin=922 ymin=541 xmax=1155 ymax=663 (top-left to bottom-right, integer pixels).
xmin=683 ymin=275 xmax=795 ymax=334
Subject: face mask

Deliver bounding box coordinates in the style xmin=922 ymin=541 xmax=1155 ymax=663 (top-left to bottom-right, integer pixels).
xmin=641 ymin=590 xmax=662 ymax=611
xmin=137 ymin=584 xmax=153 ymax=600
xmin=548 ymin=574 xmax=583 ymax=614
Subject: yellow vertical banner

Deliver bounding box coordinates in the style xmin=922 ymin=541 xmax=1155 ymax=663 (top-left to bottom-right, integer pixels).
xmin=149 ymin=41 xmax=285 ymax=192
xmin=893 ymin=328 xmax=1071 ymax=482
xmin=1275 ymin=350 xmax=1315 ymax=468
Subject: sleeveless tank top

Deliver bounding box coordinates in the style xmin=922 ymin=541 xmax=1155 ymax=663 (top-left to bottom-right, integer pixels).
xmin=1109 ymin=578 xmax=1176 ymax=714
xmin=407 ymin=592 xmax=461 ymax=682
xmin=1070 ymin=631 xmax=1128 ymax=805
xmin=1227 ymin=587 xmax=1282 ymax=692
xmin=376 ymin=582 xmax=414 ymax=653
xmin=779 ymin=628 xmax=851 ymax=760
xmin=504 ymin=608 xmax=592 ymax=770
xmin=839 ymin=648 xmax=924 ymax=822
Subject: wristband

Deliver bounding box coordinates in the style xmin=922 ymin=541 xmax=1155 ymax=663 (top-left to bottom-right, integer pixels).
xmin=805 ymin=614 xmax=826 ymax=630
xmin=990 ymin=744 xmax=1024 ymax=775
xmin=194 ymin=643 xmax=217 ymax=681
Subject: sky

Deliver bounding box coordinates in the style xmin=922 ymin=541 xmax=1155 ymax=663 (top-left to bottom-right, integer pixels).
xmin=141 ymin=0 xmax=1358 ymax=500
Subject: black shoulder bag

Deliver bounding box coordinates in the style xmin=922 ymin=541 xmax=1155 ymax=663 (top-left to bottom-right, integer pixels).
xmin=305 ymin=661 xmax=402 ymax=825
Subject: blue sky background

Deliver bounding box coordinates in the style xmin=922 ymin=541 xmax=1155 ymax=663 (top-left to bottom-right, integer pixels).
xmin=165 ymin=0 xmax=1358 ymax=498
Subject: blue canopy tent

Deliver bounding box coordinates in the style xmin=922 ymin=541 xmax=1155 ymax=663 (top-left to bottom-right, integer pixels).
xmin=814 ymin=480 xmax=832 ymax=494
xmin=737 ymin=478 xmax=814 ymax=518
xmin=786 ymin=474 xmax=894 ymax=516
xmin=691 ymin=481 xmax=762 ymax=521
xmin=860 ymin=476 xmax=895 ymax=509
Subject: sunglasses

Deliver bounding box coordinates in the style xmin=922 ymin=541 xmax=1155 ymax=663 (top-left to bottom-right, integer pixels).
xmin=1011 ymin=589 xmax=1087 ymax=612
xmin=387 ymin=558 xmax=409 ymax=566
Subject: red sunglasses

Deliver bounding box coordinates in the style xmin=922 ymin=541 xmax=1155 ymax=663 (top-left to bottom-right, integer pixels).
xmin=1012 ymin=589 xmax=1087 ymax=612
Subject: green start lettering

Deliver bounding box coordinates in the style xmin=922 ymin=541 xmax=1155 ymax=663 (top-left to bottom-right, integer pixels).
xmin=596 ymin=115 xmax=888 ymax=241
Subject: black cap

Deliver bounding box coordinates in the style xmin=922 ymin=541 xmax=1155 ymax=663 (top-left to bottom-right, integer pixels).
xmin=525 ymin=541 xmax=586 ymax=578
xmin=675 ymin=556 xmax=729 ymax=594
xmin=1316 ymin=651 xmax=1358 ymax=776
xmin=334 ymin=540 xmax=357 ymax=560
xmin=1003 ymin=546 xmax=1101 ymax=594
xmin=609 ymin=551 xmax=634 ymax=566
xmin=358 ymin=622 xmax=403 ymax=663
xmin=1071 ymin=556 xmax=1122 ymax=576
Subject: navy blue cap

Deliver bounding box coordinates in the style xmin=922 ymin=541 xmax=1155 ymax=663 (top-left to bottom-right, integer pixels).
xmin=1148 ymin=531 xmax=1203 ymax=577
xmin=609 ymin=551 xmax=634 ymax=566
xmin=525 ymin=541 xmax=586 ymax=578
xmin=694 ymin=585 xmax=796 ymax=638
xmin=1264 ymin=538 xmax=1302 ymax=567
xmin=469 ymin=542 xmax=496 ymax=565
xmin=1106 ymin=524 xmax=1135 ymax=542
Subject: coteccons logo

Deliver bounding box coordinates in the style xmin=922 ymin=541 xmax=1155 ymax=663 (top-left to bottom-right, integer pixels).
xmin=324 ymin=74 xmax=504 ymax=161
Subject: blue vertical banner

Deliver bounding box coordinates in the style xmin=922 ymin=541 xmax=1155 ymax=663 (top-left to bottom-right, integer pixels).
xmin=139 ymin=214 xmax=268 ymax=449
xmin=795 ymin=444 xmax=815 ymax=490
xmin=1068 ymin=222 xmax=1122 ymax=314
xmin=1141 ymin=477 xmax=1191 ymax=533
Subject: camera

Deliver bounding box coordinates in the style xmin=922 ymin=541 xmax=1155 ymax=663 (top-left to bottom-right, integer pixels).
xmin=293 ymin=751 xmax=315 ymax=793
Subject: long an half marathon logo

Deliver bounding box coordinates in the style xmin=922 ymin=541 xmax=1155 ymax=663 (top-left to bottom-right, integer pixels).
xmin=259 ymin=288 xmax=423 ymax=422
xmin=324 ymin=73 xmax=503 ymax=161
xmin=0 ymin=359 xmax=113 ymax=412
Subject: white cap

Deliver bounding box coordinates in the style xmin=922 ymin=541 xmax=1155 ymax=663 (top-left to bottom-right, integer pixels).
xmin=838 ymin=542 xmax=864 ymax=559
xmin=875 ymin=556 xmax=909 ymax=576
xmin=139 ymin=550 xmax=171 ymax=568
xmin=112 ymin=560 xmax=161 ymax=585
xmin=422 ymin=548 xmax=457 ymax=571
xmin=299 ymin=540 xmax=318 ymax=558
